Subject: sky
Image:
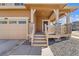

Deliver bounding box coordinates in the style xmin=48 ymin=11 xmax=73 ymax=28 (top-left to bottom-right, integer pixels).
xmin=68 ymin=3 xmax=79 ymax=22
xmin=59 ymin=3 xmax=79 ymax=24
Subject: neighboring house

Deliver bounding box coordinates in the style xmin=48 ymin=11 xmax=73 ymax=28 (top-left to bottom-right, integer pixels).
xmin=72 ymin=21 xmax=79 ymax=31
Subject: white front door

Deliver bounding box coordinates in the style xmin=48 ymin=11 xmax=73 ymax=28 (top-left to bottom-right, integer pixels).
xmin=42 ymin=20 xmax=49 ymax=32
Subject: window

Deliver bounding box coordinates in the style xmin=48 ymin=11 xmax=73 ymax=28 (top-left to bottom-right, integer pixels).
xmin=2 ymin=3 xmax=5 ymax=6
xmin=20 ymin=3 xmax=24 ymax=5
xmin=0 ymin=3 xmax=12 ymax=6
xmin=0 ymin=3 xmax=24 ymax=6
xmin=9 ymin=21 xmax=17 ymax=24
xmin=0 ymin=21 xmax=7 ymax=24
xmin=18 ymin=21 xmax=26 ymax=24
xmin=15 ymin=3 xmax=20 ymax=6
xmin=14 ymin=3 xmax=24 ymax=6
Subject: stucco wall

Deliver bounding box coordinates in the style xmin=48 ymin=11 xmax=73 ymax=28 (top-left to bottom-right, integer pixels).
xmin=0 ymin=10 xmax=30 ymax=17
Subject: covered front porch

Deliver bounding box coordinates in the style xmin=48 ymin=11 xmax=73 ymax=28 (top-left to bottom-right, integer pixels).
xmin=27 ymin=4 xmax=76 ymax=47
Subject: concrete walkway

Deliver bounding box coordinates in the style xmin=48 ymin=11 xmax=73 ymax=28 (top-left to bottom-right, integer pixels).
xmin=42 ymin=46 xmax=54 ymax=56
xmin=72 ymin=31 xmax=79 ymax=36
xmin=71 ymin=31 xmax=79 ymax=39
xmin=71 ymin=36 xmax=79 ymax=39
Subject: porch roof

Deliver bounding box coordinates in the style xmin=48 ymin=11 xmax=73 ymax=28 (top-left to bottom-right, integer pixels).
xmin=25 ymin=4 xmax=77 ymax=21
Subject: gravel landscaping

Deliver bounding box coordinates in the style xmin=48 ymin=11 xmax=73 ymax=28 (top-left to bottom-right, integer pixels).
xmin=49 ymin=37 xmax=79 ymax=56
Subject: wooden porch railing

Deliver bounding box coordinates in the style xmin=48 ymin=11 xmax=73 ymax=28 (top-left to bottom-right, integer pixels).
xmin=31 ymin=23 xmax=35 ymax=45
xmin=45 ymin=24 xmax=48 ymax=46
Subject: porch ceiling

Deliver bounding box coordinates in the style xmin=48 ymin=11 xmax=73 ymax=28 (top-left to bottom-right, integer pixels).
xmin=49 ymin=9 xmax=76 ymax=22
xmin=35 ymin=10 xmax=53 ymax=19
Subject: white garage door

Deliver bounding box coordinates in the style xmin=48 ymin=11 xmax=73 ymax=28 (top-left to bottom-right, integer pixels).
xmin=0 ymin=17 xmax=28 ymax=40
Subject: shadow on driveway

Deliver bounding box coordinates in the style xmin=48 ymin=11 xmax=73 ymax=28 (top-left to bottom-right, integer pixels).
xmin=7 ymin=41 xmax=42 ymax=55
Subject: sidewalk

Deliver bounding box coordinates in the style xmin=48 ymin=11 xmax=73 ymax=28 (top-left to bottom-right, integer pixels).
xmin=71 ymin=31 xmax=79 ymax=39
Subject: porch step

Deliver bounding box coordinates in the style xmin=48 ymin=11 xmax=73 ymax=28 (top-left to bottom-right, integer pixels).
xmin=31 ymin=34 xmax=48 ymax=47
xmin=34 ymin=32 xmax=45 ymax=36
xmin=33 ymin=39 xmax=46 ymax=42
xmin=34 ymin=36 xmax=46 ymax=39
xmin=32 ymin=44 xmax=47 ymax=47
xmin=32 ymin=39 xmax=47 ymax=47
xmin=33 ymin=42 xmax=47 ymax=44
xmin=34 ymin=34 xmax=45 ymax=36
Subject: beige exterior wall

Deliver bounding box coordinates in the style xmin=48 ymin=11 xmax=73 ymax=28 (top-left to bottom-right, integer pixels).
xmin=0 ymin=10 xmax=30 ymax=17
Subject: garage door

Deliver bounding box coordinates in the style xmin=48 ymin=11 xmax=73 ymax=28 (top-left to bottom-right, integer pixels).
xmin=0 ymin=17 xmax=28 ymax=40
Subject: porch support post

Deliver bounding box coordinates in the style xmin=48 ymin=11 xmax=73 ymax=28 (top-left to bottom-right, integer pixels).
xmin=53 ymin=9 xmax=59 ymax=34
xmin=30 ymin=9 xmax=36 ymax=46
xmin=65 ymin=13 xmax=71 ymax=34
xmin=31 ymin=9 xmax=36 ymax=23
xmin=53 ymin=9 xmax=59 ymax=24
xmin=65 ymin=13 xmax=70 ymax=24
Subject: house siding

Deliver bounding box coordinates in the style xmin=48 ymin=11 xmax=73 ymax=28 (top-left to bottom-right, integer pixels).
xmin=0 ymin=10 xmax=30 ymax=17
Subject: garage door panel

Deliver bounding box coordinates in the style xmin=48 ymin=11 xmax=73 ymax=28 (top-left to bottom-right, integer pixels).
xmin=0 ymin=24 xmax=9 ymax=39
xmin=8 ymin=24 xmax=27 ymax=39
xmin=0 ymin=17 xmax=28 ymax=40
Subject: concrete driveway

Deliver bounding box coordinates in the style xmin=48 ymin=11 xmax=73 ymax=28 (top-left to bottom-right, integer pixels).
xmin=7 ymin=45 xmax=41 ymax=55
xmin=1 ymin=40 xmax=54 ymax=56
xmin=0 ymin=40 xmax=21 ymax=55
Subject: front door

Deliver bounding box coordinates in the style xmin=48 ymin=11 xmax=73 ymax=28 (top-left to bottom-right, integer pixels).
xmin=42 ymin=20 xmax=49 ymax=32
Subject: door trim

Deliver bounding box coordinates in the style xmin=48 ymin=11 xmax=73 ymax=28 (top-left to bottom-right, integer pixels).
xmin=42 ymin=20 xmax=49 ymax=32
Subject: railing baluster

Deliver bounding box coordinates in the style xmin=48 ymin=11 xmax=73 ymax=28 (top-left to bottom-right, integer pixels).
xmin=31 ymin=23 xmax=35 ymax=46
xmin=45 ymin=24 xmax=48 ymax=46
